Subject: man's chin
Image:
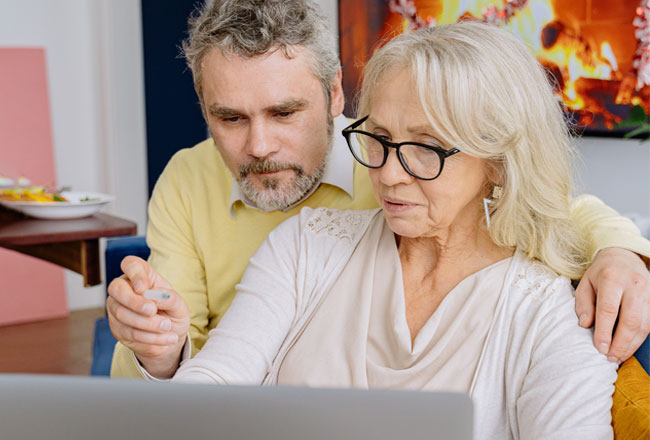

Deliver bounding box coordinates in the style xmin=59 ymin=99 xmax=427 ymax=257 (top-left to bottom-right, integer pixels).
xmin=238 ymin=177 xmax=301 ymax=211
xmin=248 ymin=189 xmax=305 ymax=211
xmin=237 ymin=160 xmax=325 ymax=211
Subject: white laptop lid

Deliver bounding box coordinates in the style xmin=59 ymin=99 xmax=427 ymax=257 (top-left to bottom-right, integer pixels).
xmin=0 ymin=374 xmax=472 ymax=440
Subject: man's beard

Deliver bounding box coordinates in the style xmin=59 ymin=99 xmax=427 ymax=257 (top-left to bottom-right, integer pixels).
xmin=236 ymin=120 xmax=333 ymax=211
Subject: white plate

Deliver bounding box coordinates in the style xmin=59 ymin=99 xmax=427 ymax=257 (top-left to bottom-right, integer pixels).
xmin=0 ymin=179 xmax=15 ymax=189
xmin=0 ymin=191 xmax=115 ymax=220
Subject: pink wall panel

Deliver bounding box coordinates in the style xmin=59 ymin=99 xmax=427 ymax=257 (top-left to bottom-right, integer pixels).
xmin=0 ymin=249 xmax=68 ymax=325
xmin=0 ymin=47 xmax=68 ymax=325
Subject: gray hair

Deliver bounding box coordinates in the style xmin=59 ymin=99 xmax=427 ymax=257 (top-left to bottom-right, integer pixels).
xmin=358 ymin=21 xmax=588 ymax=279
xmin=182 ymin=0 xmax=340 ymax=109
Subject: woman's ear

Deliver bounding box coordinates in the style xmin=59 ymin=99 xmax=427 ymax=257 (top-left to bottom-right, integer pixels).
xmin=486 ymin=161 xmax=505 ymax=187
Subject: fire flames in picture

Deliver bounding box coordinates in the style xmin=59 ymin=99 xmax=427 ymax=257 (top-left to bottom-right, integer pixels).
xmin=339 ymin=0 xmax=650 ymax=137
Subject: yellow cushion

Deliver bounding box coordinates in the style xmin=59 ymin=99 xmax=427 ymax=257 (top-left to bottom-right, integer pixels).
xmin=611 ymin=356 xmax=649 ymax=439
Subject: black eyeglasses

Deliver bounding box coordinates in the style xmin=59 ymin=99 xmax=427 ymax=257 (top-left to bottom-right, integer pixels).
xmin=342 ymin=115 xmax=460 ymax=180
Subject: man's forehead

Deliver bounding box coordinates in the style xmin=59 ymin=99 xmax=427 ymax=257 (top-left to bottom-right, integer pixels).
xmin=200 ymin=45 xmax=324 ymax=114
xmin=201 ymin=44 xmax=310 ymax=69
xmin=201 ymin=46 xmax=319 ymax=92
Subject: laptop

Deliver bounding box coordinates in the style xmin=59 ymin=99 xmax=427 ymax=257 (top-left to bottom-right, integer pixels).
xmin=0 ymin=374 xmax=472 ymax=440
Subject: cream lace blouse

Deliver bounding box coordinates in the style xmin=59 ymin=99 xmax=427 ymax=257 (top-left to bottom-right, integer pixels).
xmin=173 ymin=207 xmax=617 ymax=440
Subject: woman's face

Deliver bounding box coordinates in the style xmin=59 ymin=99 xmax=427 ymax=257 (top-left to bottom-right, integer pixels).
xmin=366 ymin=68 xmax=490 ymax=239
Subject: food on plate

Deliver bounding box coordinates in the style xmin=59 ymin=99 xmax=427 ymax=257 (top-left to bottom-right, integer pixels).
xmin=16 ymin=176 xmax=31 ymax=187
xmin=0 ymin=186 xmax=68 ymax=202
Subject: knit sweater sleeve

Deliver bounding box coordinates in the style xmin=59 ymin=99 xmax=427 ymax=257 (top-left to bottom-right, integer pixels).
xmin=571 ymin=194 xmax=650 ymax=261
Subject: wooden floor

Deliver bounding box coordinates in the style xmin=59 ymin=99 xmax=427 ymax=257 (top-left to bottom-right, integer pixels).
xmin=0 ymin=307 xmax=105 ymax=375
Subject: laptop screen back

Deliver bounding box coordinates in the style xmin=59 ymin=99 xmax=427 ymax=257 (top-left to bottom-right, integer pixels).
xmin=0 ymin=374 xmax=472 ymax=440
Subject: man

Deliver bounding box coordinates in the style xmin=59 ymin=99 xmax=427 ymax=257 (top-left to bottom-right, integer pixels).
xmin=108 ymin=0 xmax=650 ymax=379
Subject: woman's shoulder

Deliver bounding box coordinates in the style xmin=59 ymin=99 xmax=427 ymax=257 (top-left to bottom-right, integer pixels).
xmin=508 ymin=251 xmax=574 ymax=303
xmin=271 ymin=207 xmax=382 ymax=243
xmin=299 ymin=207 xmax=381 ymax=240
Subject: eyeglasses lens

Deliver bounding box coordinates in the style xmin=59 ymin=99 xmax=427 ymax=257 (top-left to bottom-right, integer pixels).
xmin=348 ymin=132 xmax=441 ymax=179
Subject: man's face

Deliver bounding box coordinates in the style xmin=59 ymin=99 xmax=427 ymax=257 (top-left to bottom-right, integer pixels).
xmin=201 ymin=46 xmax=343 ymax=211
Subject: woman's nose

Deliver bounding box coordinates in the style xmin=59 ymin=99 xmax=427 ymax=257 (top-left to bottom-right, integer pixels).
xmin=378 ymin=149 xmax=413 ymax=186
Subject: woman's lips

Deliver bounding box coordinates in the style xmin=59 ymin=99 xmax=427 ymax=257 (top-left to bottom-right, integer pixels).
xmin=382 ymin=197 xmax=416 ymax=213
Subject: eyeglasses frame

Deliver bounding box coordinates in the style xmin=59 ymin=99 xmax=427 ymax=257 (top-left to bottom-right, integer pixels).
xmin=342 ymin=115 xmax=460 ymax=181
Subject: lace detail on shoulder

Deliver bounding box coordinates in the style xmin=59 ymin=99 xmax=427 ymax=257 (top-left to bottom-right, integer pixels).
xmin=305 ymin=208 xmax=371 ymax=241
xmin=511 ymin=258 xmax=560 ymax=301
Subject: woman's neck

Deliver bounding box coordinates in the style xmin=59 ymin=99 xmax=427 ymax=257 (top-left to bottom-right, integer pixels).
xmin=396 ymin=212 xmax=512 ymax=280
xmin=396 ymin=220 xmax=513 ymax=344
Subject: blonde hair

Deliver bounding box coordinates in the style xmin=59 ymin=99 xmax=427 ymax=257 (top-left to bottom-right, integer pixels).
xmin=358 ymin=21 xmax=588 ymax=279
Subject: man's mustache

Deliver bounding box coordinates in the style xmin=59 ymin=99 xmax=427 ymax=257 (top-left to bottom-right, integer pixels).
xmin=239 ymin=160 xmax=304 ymax=179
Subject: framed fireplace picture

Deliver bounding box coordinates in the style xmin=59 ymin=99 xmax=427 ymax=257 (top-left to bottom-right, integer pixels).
xmin=339 ymin=0 xmax=650 ymax=138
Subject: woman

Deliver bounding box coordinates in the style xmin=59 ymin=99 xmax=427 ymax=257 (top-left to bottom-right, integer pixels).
xmin=173 ymin=21 xmax=616 ymax=439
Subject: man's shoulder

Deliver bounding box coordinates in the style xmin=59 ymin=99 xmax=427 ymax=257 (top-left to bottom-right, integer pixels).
xmin=151 ymin=138 xmax=231 ymax=207
xmin=167 ymin=138 xmax=221 ymax=169
xmin=161 ymin=138 xmax=230 ymax=185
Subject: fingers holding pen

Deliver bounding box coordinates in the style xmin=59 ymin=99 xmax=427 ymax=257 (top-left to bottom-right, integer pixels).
xmin=107 ymin=276 xmax=177 ymax=346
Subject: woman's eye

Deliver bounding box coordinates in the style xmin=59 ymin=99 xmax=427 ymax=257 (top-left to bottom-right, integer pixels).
xmin=422 ymin=139 xmax=444 ymax=149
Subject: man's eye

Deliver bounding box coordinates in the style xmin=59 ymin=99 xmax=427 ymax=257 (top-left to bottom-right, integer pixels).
xmin=276 ymin=111 xmax=293 ymax=118
xmin=222 ymin=116 xmax=241 ymax=123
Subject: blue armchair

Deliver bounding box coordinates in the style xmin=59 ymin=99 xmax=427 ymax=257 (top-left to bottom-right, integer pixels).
xmin=637 ymin=336 xmax=649 ymax=373
xmin=90 ymin=236 xmax=150 ymax=376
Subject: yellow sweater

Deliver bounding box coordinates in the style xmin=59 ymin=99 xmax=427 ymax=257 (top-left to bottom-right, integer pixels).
xmin=111 ymin=138 xmax=650 ymax=378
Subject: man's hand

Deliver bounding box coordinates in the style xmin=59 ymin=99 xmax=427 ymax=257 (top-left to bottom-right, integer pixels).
xmin=575 ymin=248 xmax=650 ymax=363
xmin=107 ymin=256 xmax=190 ymax=378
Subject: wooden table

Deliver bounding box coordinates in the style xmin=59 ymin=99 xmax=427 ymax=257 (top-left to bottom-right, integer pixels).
xmin=0 ymin=207 xmax=137 ymax=287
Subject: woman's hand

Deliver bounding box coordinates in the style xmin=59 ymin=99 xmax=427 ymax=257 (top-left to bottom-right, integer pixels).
xmin=575 ymin=248 xmax=650 ymax=363
xmin=107 ymin=256 xmax=191 ymax=379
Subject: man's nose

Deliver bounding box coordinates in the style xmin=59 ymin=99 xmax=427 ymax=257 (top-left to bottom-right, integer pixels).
xmin=245 ymin=120 xmax=280 ymax=158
